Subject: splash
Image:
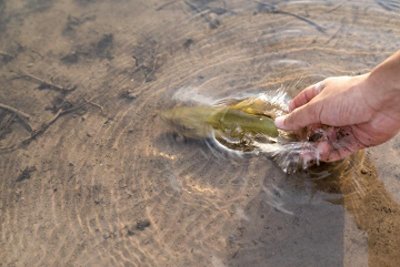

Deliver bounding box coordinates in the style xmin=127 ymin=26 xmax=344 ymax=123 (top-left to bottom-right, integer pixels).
xmin=163 ymin=87 xmax=322 ymax=173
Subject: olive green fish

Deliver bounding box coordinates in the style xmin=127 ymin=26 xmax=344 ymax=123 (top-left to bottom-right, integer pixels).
xmin=161 ymin=97 xmax=279 ymax=149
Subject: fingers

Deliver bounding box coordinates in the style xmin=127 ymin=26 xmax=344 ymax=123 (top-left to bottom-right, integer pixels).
xmin=275 ymin=81 xmax=325 ymax=131
xmin=289 ymin=81 xmax=325 ymax=112
xmin=275 ymin=103 xmax=321 ymax=131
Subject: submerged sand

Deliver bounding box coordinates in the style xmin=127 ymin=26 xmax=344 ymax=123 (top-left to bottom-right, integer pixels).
xmin=1 ymin=0 xmax=400 ymax=266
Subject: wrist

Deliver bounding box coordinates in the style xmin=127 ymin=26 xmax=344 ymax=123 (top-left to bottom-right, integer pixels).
xmin=364 ymin=69 xmax=400 ymax=117
xmin=368 ymin=66 xmax=400 ymax=93
xmin=367 ymin=50 xmax=400 ymax=93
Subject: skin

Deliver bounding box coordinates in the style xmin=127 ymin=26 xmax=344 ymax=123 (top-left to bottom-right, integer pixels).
xmin=274 ymin=50 xmax=400 ymax=162
xmin=161 ymin=104 xmax=279 ymax=140
xmin=210 ymin=108 xmax=279 ymax=138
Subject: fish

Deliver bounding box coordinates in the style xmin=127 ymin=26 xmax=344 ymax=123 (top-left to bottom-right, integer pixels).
xmin=161 ymin=95 xmax=314 ymax=171
xmin=161 ymin=97 xmax=280 ymax=151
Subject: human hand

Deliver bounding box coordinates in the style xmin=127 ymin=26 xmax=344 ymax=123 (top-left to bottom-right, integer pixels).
xmin=274 ymin=74 xmax=400 ymax=162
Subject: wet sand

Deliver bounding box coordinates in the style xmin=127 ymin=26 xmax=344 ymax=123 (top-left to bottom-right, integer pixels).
xmin=1 ymin=0 xmax=400 ymax=266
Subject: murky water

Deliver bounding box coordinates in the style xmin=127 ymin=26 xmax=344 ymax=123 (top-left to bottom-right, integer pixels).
xmin=1 ymin=0 xmax=400 ymax=266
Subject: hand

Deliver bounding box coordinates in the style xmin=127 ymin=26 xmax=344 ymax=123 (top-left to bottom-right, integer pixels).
xmin=274 ymin=74 xmax=400 ymax=162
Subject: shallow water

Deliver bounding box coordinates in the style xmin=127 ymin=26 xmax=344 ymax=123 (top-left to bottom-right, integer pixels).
xmin=1 ymin=0 xmax=400 ymax=266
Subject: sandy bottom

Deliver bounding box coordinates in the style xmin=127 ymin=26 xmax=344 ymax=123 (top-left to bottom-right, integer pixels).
xmin=1 ymin=0 xmax=400 ymax=266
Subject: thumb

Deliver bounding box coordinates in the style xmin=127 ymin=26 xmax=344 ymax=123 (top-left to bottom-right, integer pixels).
xmin=274 ymin=104 xmax=321 ymax=131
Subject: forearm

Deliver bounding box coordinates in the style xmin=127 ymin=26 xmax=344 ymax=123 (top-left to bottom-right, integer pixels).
xmin=364 ymin=50 xmax=400 ymax=116
xmin=369 ymin=50 xmax=400 ymax=92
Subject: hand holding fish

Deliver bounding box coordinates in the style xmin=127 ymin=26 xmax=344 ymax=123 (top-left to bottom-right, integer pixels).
xmin=275 ymin=50 xmax=400 ymax=162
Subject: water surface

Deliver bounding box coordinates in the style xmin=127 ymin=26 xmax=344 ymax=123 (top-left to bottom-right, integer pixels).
xmin=1 ymin=0 xmax=400 ymax=266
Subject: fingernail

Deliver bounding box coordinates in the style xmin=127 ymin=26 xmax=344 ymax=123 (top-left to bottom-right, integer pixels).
xmin=274 ymin=115 xmax=287 ymax=129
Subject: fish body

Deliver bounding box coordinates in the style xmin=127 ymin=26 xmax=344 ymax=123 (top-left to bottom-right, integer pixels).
xmin=161 ymin=106 xmax=220 ymax=139
xmin=209 ymin=108 xmax=278 ymax=138
xmin=228 ymin=98 xmax=281 ymax=118
xmin=161 ymin=101 xmax=279 ymax=142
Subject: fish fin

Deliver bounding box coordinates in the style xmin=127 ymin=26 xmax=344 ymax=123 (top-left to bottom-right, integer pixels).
xmin=214 ymin=98 xmax=244 ymax=106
